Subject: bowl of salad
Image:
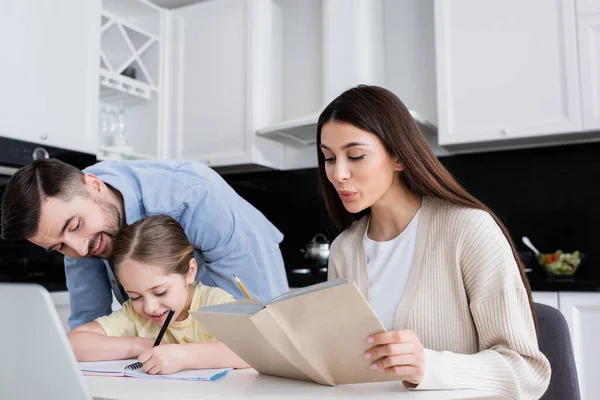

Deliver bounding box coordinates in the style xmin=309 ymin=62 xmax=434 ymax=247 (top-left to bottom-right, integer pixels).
xmin=536 ymin=250 xmax=583 ymax=277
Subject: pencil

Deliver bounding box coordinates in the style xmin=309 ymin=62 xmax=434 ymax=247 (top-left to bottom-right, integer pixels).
xmin=233 ymin=273 xmax=253 ymax=300
xmin=125 ymin=309 xmax=175 ymax=370
xmin=152 ymin=308 xmax=175 ymax=346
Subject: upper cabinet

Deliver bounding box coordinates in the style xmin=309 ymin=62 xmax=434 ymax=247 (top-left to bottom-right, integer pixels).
xmin=169 ymin=0 xmax=295 ymax=169
xmin=169 ymin=0 xmax=273 ymax=168
xmin=0 ymin=0 xmax=100 ymax=154
xmin=577 ymin=7 xmax=600 ymax=130
xmin=576 ymin=0 xmax=600 ymax=16
xmin=435 ymin=0 xmax=582 ymax=147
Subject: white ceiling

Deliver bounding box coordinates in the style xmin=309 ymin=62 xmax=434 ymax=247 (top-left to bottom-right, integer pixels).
xmin=147 ymin=0 xmax=204 ymax=9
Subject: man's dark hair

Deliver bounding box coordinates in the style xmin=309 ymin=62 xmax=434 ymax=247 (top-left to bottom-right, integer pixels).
xmin=1 ymin=158 xmax=85 ymax=241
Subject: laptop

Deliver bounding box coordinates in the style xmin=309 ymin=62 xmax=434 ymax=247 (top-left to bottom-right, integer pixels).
xmin=0 ymin=283 xmax=117 ymax=400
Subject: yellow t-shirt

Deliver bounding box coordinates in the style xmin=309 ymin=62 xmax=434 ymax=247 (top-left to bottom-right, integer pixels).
xmin=96 ymin=284 xmax=234 ymax=344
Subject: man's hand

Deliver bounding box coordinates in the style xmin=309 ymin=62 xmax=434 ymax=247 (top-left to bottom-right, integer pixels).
xmin=138 ymin=344 xmax=189 ymax=375
xmin=364 ymin=329 xmax=425 ymax=385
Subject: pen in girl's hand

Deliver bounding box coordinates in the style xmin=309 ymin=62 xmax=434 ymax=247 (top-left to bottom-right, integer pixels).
xmin=125 ymin=309 xmax=175 ymax=370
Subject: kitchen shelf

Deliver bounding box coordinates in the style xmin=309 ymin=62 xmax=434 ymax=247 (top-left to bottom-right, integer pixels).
xmin=101 ymin=0 xmax=161 ymax=38
xmin=100 ymin=10 xmax=160 ymax=95
xmin=99 ymin=69 xmax=154 ymax=104
xmin=101 ymin=11 xmax=159 ymax=41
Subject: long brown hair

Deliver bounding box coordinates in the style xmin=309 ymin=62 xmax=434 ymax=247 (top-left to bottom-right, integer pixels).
xmin=112 ymin=215 xmax=194 ymax=277
xmin=316 ymin=85 xmax=537 ymax=329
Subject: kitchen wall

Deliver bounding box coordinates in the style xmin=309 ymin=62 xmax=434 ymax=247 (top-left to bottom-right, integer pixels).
xmin=224 ymin=141 xmax=600 ymax=279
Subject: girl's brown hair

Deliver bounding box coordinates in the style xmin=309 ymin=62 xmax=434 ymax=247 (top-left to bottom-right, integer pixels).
xmin=316 ymin=85 xmax=537 ymax=330
xmin=112 ymin=215 xmax=194 ymax=276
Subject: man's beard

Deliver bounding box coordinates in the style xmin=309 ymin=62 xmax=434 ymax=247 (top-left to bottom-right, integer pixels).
xmin=87 ymin=199 xmax=122 ymax=258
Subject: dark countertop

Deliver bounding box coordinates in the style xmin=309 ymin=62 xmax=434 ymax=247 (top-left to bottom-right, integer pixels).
xmin=528 ymin=278 xmax=600 ymax=292
xmin=287 ymin=266 xmax=600 ymax=292
xmin=526 ymin=267 xmax=600 ymax=292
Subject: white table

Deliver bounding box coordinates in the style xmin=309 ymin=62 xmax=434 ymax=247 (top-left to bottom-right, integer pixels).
xmin=86 ymin=369 xmax=506 ymax=399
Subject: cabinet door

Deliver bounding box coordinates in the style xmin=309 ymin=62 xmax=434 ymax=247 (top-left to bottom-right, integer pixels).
xmin=531 ymin=291 xmax=559 ymax=309
xmin=559 ymin=292 xmax=600 ymax=400
xmin=171 ymin=0 xmax=250 ymax=167
xmin=50 ymin=291 xmax=71 ymax=333
xmin=435 ymin=0 xmax=581 ymax=145
xmin=577 ymin=14 xmax=600 ymax=130
xmin=0 ymin=0 xmax=99 ymax=153
xmin=577 ymin=0 xmax=600 ymax=16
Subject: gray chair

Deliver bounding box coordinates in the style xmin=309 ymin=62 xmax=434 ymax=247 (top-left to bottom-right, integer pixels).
xmin=534 ymin=302 xmax=581 ymax=400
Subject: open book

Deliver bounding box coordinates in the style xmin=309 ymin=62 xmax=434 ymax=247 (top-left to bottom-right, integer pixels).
xmin=191 ymin=279 xmax=402 ymax=386
xmin=78 ymin=360 xmax=231 ymax=381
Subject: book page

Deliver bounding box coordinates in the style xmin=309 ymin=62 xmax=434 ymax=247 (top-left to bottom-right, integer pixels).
xmin=124 ymin=368 xmax=231 ymax=381
xmin=267 ymin=279 xmax=348 ymax=305
xmin=79 ymin=359 xmax=134 ymax=376
xmin=197 ymin=299 xmax=264 ymax=315
xmin=79 ymin=360 xmax=231 ymax=381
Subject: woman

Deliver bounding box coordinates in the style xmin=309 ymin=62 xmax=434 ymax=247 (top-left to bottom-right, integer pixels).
xmin=317 ymin=85 xmax=550 ymax=399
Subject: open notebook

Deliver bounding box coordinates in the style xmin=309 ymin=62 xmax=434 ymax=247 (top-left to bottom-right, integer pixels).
xmin=191 ymin=279 xmax=401 ymax=386
xmin=79 ymin=360 xmax=231 ymax=381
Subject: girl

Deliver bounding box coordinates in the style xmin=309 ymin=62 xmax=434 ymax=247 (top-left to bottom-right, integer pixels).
xmin=317 ymin=85 xmax=550 ymax=399
xmin=68 ymin=215 xmax=249 ymax=375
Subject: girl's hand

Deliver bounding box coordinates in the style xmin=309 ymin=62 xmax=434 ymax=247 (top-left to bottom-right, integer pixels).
xmin=364 ymin=329 xmax=425 ymax=385
xmin=138 ymin=344 xmax=188 ymax=375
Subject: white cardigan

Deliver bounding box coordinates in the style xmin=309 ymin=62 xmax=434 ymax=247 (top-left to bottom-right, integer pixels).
xmin=328 ymin=196 xmax=551 ymax=400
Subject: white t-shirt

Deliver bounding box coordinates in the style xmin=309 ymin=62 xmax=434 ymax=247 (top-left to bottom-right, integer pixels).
xmin=364 ymin=209 xmax=421 ymax=331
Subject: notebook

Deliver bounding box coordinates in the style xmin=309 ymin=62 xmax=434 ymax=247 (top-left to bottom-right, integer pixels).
xmin=191 ymin=279 xmax=401 ymax=386
xmin=79 ymin=360 xmax=231 ymax=381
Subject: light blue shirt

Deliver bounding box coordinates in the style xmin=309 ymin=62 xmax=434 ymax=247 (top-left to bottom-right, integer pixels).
xmin=65 ymin=160 xmax=288 ymax=329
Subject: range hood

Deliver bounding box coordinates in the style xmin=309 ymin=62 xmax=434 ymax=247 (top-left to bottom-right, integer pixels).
xmin=255 ymin=0 xmax=438 ymax=148
xmin=256 ymin=110 xmax=437 ymax=148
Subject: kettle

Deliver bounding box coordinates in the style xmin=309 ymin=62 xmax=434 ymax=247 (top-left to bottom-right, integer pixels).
xmin=300 ymin=233 xmax=330 ymax=264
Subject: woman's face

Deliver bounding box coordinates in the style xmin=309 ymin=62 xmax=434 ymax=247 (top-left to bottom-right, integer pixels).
xmin=320 ymin=121 xmax=402 ymax=214
xmin=117 ymin=259 xmax=197 ymax=324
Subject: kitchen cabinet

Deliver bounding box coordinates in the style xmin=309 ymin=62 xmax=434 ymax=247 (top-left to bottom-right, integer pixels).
xmin=577 ymin=13 xmax=600 ymax=131
xmin=50 ymin=291 xmax=72 ymax=333
xmin=168 ymin=0 xmax=286 ymax=169
xmin=531 ymin=291 xmax=600 ymax=399
xmin=170 ymin=0 xmax=252 ymax=167
xmin=576 ymin=0 xmax=600 ymax=16
xmin=434 ymin=0 xmax=582 ymax=147
xmin=50 ymin=290 xmax=123 ymax=333
xmin=531 ymin=291 xmax=559 ymax=309
xmin=0 ymin=0 xmax=100 ymax=154
xmin=557 ymin=292 xmax=600 ymax=400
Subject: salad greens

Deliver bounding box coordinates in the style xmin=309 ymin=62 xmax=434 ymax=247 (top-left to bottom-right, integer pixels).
xmin=536 ymin=250 xmax=583 ymax=276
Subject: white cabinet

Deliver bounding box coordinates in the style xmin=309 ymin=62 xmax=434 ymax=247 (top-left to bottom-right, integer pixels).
xmin=577 ymin=13 xmax=600 ymax=130
xmin=434 ymin=0 xmax=582 ymax=146
xmin=0 ymin=0 xmax=100 ymax=154
xmin=169 ymin=0 xmax=285 ymax=169
xmin=558 ymin=292 xmax=600 ymax=400
xmin=577 ymin=0 xmax=600 ymax=16
xmin=531 ymin=291 xmax=600 ymax=399
xmin=531 ymin=291 xmax=559 ymax=309
xmin=170 ymin=0 xmax=251 ymax=167
xmin=50 ymin=290 xmax=123 ymax=334
xmin=50 ymin=291 xmax=72 ymax=333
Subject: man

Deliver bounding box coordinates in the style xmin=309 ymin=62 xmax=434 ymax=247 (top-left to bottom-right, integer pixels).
xmin=1 ymin=159 xmax=288 ymax=329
